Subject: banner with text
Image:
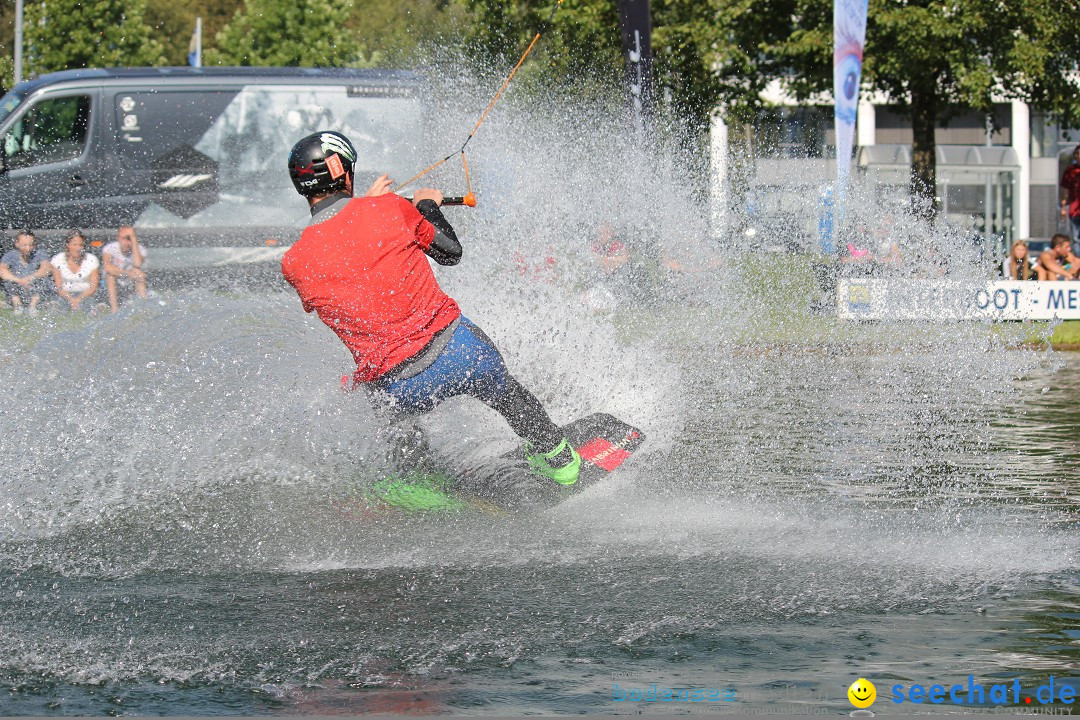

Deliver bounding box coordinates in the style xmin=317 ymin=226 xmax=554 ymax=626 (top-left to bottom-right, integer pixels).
xmin=838 ymin=279 xmax=1080 ymax=320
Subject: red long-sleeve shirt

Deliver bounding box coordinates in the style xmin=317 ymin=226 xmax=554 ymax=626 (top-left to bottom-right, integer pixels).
xmin=281 ymin=194 xmax=461 ymax=382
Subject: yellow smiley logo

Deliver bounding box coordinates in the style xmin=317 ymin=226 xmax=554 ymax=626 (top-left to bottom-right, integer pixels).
xmin=848 ymin=678 xmax=876 ymax=708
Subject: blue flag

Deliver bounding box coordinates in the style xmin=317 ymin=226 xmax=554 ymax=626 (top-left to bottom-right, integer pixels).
xmin=187 ymin=17 xmax=202 ymax=67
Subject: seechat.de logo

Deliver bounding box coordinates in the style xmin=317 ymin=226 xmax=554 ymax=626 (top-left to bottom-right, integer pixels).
xmin=848 ymin=679 xmax=876 ymax=709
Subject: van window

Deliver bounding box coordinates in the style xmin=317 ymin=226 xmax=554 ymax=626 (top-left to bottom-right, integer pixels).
xmin=194 ymin=85 xmax=425 ymax=186
xmin=136 ymin=84 xmax=427 ymax=228
xmin=2 ymin=94 xmax=91 ymax=170
xmin=0 ymin=91 xmax=25 ymax=126
xmin=114 ymin=91 xmax=237 ymax=169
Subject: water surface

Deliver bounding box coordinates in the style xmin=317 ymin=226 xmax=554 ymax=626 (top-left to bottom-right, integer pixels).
xmin=0 ymin=293 xmax=1076 ymax=715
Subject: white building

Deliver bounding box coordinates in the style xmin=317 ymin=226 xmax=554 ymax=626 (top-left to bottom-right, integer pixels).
xmin=711 ymin=94 xmax=1076 ymax=249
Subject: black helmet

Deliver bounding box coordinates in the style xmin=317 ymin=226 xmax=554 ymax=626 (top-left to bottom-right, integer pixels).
xmin=287 ymin=131 xmax=357 ymax=197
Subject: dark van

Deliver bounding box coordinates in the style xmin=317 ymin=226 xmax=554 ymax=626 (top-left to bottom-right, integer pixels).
xmin=0 ymin=67 xmax=427 ymax=274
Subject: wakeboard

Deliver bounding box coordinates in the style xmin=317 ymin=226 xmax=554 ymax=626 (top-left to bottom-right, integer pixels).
xmin=344 ymin=413 xmax=645 ymax=515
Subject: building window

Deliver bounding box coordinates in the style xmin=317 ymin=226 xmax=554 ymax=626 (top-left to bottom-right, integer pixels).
xmin=752 ymin=106 xmax=834 ymax=158
xmin=1031 ymin=112 xmax=1056 ymax=158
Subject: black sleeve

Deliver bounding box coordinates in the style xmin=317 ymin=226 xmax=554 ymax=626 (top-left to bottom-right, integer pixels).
xmin=415 ymin=199 xmax=462 ymax=266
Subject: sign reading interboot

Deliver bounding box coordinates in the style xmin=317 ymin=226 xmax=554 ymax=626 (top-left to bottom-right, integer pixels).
xmin=838 ymin=279 xmax=1080 ymax=320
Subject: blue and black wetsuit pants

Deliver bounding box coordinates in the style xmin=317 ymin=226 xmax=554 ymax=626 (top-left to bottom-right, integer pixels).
xmin=376 ymin=318 xmax=563 ymax=452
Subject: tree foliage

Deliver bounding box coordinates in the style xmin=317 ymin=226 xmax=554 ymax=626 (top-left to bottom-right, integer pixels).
xmin=458 ymin=0 xmax=801 ymax=139
xmin=348 ymin=0 xmax=473 ymax=67
xmin=144 ymin=0 xmax=244 ymax=66
xmin=460 ymin=0 xmax=622 ymax=102
xmin=22 ymin=0 xmax=165 ymax=76
xmin=206 ymin=0 xmax=361 ymax=67
xmin=144 ymin=1 xmax=200 ymax=67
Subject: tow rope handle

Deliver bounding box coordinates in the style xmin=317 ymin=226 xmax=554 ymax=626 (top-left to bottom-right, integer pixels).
xmin=405 ymin=193 xmax=477 ymax=207
xmin=393 ymin=0 xmax=566 ymax=207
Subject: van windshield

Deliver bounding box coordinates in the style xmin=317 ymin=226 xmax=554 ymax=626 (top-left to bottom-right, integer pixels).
xmin=131 ymin=84 xmax=429 ymax=229
xmin=0 ymin=91 xmax=25 ymax=126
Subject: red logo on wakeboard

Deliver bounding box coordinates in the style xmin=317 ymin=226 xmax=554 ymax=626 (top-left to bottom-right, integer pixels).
xmin=577 ymin=437 xmax=631 ymax=472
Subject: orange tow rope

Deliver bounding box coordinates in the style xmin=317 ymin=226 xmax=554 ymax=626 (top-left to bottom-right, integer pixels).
xmin=394 ymin=0 xmax=566 ymax=203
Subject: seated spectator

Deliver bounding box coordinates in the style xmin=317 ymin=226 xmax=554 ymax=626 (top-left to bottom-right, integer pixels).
xmin=101 ymin=225 xmax=148 ymax=312
xmin=844 ymin=238 xmax=901 ymax=265
xmin=1002 ymin=240 xmax=1036 ymax=280
xmin=595 ymin=232 xmax=630 ymax=275
xmin=660 ymin=229 xmax=724 ymax=274
xmin=0 ymin=230 xmax=52 ymax=315
xmin=51 ymin=230 xmax=100 ymax=311
xmin=1036 ymin=233 xmax=1079 ymax=281
xmin=584 ymin=222 xmax=634 ymax=312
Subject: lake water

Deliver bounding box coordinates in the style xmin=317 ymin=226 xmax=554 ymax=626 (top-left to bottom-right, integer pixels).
xmin=0 ymin=290 xmax=1076 ymax=715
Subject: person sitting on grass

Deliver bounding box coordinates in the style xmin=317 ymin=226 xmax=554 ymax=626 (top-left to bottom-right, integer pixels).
xmin=1002 ymin=240 xmax=1035 ymax=281
xmin=101 ymin=225 xmax=148 ymax=312
xmin=51 ymin=230 xmax=100 ymax=312
xmin=1035 ymin=233 xmax=1079 ymax=281
xmin=0 ymin=230 xmax=52 ymax=316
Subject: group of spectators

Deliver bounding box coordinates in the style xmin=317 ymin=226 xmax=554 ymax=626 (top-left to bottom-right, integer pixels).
xmin=1001 ymin=234 xmax=1080 ymax=281
xmin=0 ymin=226 xmax=148 ymax=316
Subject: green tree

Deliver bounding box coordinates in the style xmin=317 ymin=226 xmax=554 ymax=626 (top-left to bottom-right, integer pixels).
xmin=460 ymin=0 xmax=623 ymax=102
xmin=187 ymin=0 xmax=246 ymax=60
xmin=652 ymin=0 xmax=798 ymax=134
xmin=460 ymin=0 xmax=540 ymax=63
xmin=349 ymin=0 xmax=472 ymax=67
xmin=0 ymin=0 xmax=14 ymax=91
xmin=771 ymin=0 xmax=1080 ymax=211
xmin=145 ymin=0 xmax=198 ymax=66
xmin=207 ymin=0 xmax=365 ymax=67
xmin=457 ymin=0 xmax=801 ymax=142
xmin=22 ymin=0 xmax=165 ymax=76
